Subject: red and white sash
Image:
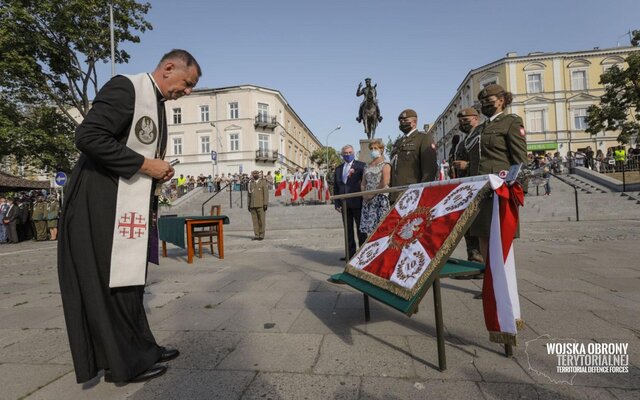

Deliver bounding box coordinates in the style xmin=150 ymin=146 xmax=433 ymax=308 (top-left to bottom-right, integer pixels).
xmin=109 ymin=73 xmax=159 ymax=288
xmin=482 ymin=175 xmax=524 ymax=345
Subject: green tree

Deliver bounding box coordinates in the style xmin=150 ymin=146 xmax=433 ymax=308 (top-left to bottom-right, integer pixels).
xmin=0 ymin=0 xmax=152 ymax=125
xmin=0 ymin=96 xmax=77 ymax=172
xmin=586 ymin=51 xmax=640 ymax=145
xmin=310 ymin=146 xmax=342 ymax=170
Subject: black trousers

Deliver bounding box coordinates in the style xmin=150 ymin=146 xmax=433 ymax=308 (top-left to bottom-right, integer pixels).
xmin=344 ymin=207 xmax=367 ymax=259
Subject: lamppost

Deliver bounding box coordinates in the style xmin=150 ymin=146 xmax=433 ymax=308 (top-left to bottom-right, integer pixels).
xmin=325 ymin=125 xmax=341 ymax=173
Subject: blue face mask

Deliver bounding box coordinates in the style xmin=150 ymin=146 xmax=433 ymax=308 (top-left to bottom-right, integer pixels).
xmin=342 ymin=154 xmax=355 ymax=163
xmin=370 ymin=150 xmax=381 ymax=159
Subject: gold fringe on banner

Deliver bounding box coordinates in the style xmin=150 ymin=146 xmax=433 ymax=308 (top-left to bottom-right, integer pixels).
xmin=516 ymin=319 xmax=525 ymax=331
xmin=489 ymin=331 xmax=518 ymax=346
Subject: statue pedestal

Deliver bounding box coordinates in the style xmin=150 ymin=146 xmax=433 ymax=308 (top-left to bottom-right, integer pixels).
xmin=358 ymin=138 xmax=383 ymax=164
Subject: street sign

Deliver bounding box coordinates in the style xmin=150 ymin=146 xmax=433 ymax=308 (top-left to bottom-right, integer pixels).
xmin=211 ymin=150 xmax=217 ymax=161
xmin=55 ymin=171 xmax=68 ymax=186
xmin=239 ymin=164 xmax=243 ymax=174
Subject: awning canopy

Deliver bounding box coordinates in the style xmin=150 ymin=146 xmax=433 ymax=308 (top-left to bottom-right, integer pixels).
xmin=0 ymin=171 xmax=51 ymax=191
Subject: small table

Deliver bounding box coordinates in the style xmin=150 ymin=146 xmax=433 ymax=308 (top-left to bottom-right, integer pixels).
xmin=158 ymin=215 xmax=230 ymax=263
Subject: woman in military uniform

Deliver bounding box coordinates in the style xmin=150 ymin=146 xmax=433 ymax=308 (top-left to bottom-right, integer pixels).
xmin=468 ymin=84 xmax=528 ymax=261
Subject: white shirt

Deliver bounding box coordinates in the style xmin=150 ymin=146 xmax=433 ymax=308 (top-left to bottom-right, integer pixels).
xmin=489 ymin=112 xmax=503 ymax=122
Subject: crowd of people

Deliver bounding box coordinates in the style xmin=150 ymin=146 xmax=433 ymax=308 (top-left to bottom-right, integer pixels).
xmin=162 ymin=171 xmax=282 ymax=201
xmin=0 ymin=191 xmax=60 ymax=244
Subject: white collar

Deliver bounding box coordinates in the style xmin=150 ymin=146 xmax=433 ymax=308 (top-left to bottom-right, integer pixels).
xmin=405 ymin=128 xmax=418 ymax=137
xmin=147 ymin=73 xmax=166 ymax=102
xmin=489 ymin=112 xmax=503 ymax=122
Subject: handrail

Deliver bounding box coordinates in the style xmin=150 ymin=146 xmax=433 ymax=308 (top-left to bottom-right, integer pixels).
xmin=201 ymin=183 xmax=231 ymax=216
xmin=330 ymin=175 xmax=491 ymax=200
xmin=546 ymin=172 xmax=580 ymax=221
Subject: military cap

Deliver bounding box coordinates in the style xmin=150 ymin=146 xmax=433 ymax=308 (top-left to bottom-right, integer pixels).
xmin=478 ymin=84 xmax=505 ymax=100
xmin=457 ymin=107 xmax=479 ymax=118
xmin=398 ymin=109 xmax=418 ymax=120
xmin=365 ymin=77 xmax=371 ymax=81
xmin=251 ymin=170 xmax=260 ymax=174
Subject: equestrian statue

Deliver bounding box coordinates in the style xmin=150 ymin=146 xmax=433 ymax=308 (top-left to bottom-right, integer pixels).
xmin=356 ymin=78 xmax=383 ymax=139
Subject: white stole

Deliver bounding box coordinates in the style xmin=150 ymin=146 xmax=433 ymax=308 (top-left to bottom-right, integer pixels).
xmin=109 ymin=73 xmax=160 ymax=288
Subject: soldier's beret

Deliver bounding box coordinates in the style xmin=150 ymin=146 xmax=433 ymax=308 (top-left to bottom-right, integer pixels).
xmin=398 ymin=109 xmax=417 ymax=120
xmin=457 ymin=107 xmax=479 ymax=118
xmin=478 ymin=84 xmax=505 ymax=100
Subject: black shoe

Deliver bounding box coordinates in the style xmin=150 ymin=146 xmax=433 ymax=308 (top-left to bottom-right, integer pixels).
xmin=129 ymin=364 xmax=167 ymax=383
xmin=251 ymin=237 xmax=259 ymax=241
xmin=159 ymin=347 xmax=180 ymax=362
xmin=104 ymin=364 xmax=167 ymax=383
xmin=257 ymin=237 xmax=264 ymax=241
xmin=339 ymin=257 xmax=346 ymax=261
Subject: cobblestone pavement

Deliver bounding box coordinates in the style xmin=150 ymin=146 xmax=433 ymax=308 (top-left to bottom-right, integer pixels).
xmin=0 ymin=196 xmax=638 ymax=399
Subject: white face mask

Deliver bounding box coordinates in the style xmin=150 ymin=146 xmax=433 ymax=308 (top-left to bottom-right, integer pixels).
xmin=370 ymin=150 xmax=381 ymax=159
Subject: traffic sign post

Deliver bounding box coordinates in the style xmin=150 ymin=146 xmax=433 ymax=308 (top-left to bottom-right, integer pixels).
xmin=54 ymin=171 xmax=68 ymax=207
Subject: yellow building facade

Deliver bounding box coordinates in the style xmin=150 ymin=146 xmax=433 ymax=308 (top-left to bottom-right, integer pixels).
xmin=430 ymin=46 xmax=640 ymax=160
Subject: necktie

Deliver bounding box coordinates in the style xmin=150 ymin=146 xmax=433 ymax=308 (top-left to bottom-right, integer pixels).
xmin=343 ymin=163 xmax=350 ymax=183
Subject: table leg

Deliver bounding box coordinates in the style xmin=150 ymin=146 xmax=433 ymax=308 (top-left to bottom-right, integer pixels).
xmin=162 ymin=240 xmax=167 ymax=257
xmin=218 ymin=220 xmax=224 ymax=259
xmin=186 ymin=221 xmax=194 ymax=264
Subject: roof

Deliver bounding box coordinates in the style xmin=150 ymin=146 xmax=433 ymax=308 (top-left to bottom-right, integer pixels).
xmin=0 ymin=172 xmax=51 ymax=191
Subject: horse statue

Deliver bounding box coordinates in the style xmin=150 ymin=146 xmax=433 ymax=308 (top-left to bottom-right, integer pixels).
xmin=356 ymin=78 xmax=382 ymax=140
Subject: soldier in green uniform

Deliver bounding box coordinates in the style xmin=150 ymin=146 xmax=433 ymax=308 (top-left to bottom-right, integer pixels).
xmin=468 ymin=84 xmax=528 ymax=263
xmin=248 ymin=170 xmax=269 ymax=240
xmin=389 ymin=109 xmax=438 ymax=202
xmin=31 ymin=194 xmax=48 ymax=241
xmin=450 ymin=107 xmax=483 ymax=265
xmin=46 ymin=195 xmax=60 ymax=241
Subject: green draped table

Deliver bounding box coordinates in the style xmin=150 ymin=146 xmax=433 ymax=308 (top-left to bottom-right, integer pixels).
xmin=158 ymin=215 xmax=230 ymax=263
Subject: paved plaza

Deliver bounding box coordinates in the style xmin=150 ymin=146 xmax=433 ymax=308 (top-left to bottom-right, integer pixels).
xmin=1 ymin=185 xmax=639 ymax=399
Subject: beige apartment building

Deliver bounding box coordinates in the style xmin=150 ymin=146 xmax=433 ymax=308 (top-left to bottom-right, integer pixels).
xmin=430 ymin=46 xmax=640 ymax=160
xmin=165 ymin=84 xmax=322 ymax=178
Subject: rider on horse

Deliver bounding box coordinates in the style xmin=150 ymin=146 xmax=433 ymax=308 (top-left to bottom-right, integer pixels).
xmin=356 ymin=78 xmax=383 ymax=123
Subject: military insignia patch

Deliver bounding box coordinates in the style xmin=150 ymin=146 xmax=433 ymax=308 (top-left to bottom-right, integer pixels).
xmin=519 ymin=127 xmax=526 ymax=137
xmin=134 ymin=116 xmax=158 ymax=145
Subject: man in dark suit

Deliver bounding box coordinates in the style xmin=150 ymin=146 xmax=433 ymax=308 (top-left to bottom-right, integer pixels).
xmin=333 ymin=144 xmax=367 ymax=260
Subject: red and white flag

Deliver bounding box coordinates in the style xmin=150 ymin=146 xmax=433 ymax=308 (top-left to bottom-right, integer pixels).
xmin=322 ymin=175 xmax=330 ymax=202
xmin=289 ymin=180 xmax=299 ymax=202
xmin=275 ymin=180 xmax=287 ymax=197
xmin=299 ymin=175 xmax=312 ymax=198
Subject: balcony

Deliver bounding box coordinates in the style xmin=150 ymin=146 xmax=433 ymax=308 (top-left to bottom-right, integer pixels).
xmin=255 ymin=149 xmax=279 ymax=162
xmin=254 ymin=114 xmax=278 ymax=130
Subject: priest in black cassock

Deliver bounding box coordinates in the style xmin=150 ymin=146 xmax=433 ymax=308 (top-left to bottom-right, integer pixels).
xmin=58 ymin=49 xmax=201 ymax=384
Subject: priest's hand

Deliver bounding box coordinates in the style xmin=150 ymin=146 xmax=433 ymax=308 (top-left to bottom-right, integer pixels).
xmin=140 ymin=158 xmax=173 ymax=180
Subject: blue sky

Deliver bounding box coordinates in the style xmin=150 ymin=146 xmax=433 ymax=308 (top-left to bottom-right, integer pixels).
xmin=100 ymin=0 xmax=640 ymax=149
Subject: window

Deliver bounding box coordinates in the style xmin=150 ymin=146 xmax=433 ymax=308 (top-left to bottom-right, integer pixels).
xmin=571 ymin=70 xmax=587 ymax=91
xmin=229 ymin=102 xmax=239 ymax=119
xmin=200 ymin=105 xmax=209 ymax=122
xmin=200 ymin=136 xmax=210 ymax=153
xmin=526 ymin=110 xmax=545 ymax=132
xmin=574 ymin=108 xmax=588 ymax=130
xmin=172 ymin=138 xmax=182 ymax=155
xmin=526 ymin=73 xmax=542 ymax=93
xmin=229 ymin=133 xmax=239 ymax=151
xmin=258 ymin=134 xmax=269 ymax=151
xmin=172 ymin=108 xmax=182 ymax=124
xmin=257 ymin=103 xmax=269 ymax=123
